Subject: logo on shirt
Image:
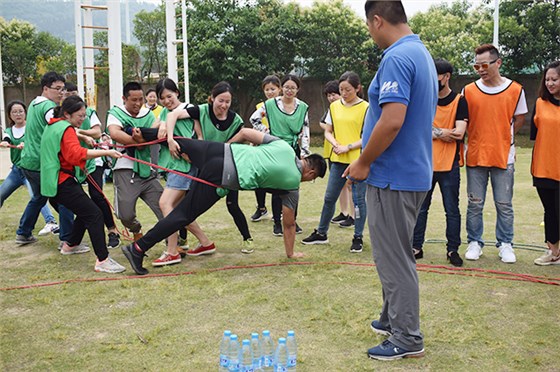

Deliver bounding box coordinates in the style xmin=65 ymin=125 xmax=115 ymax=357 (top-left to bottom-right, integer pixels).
xmin=380 ymin=81 xmax=399 ymax=94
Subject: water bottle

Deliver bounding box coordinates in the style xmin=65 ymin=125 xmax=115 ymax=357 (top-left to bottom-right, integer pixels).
xmin=355 ymin=205 xmax=360 ymax=220
xmin=240 ymin=339 xmax=254 ymax=372
xmin=220 ymin=330 xmax=232 ymax=372
xmin=228 ymin=334 xmax=240 ymax=372
xmin=251 ymin=332 xmax=263 ymax=371
xmin=273 ymin=338 xmax=288 ymax=372
xmin=286 ymin=330 xmax=297 ymax=371
xmin=261 ymin=330 xmax=275 ymax=371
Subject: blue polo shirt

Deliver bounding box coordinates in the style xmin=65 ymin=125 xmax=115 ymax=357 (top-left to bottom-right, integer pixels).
xmin=362 ymin=34 xmax=437 ymax=191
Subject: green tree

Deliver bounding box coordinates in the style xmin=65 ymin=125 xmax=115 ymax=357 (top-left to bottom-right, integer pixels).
xmin=92 ymin=31 xmax=142 ymax=85
xmin=133 ymin=3 xmax=166 ymax=81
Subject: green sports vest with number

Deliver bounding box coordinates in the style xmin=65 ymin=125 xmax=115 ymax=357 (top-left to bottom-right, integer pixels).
xmin=40 ymin=120 xmax=72 ymax=197
xmin=264 ymin=98 xmax=308 ymax=150
xmin=107 ymin=106 xmax=155 ymax=178
xmin=19 ymin=97 xmax=56 ymax=171
xmin=158 ymin=107 xmax=193 ymax=173
xmin=231 ymin=140 xmax=301 ymax=190
xmin=6 ymin=127 xmax=24 ymax=166
xmin=74 ymin=107 xmax=98 ymax=183
xmin=199 ymin=104 xmax=243 ymax=143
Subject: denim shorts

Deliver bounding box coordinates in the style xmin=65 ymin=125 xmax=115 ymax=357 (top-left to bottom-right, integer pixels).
xmin=165 ymin=166 xmax=198 ymax=191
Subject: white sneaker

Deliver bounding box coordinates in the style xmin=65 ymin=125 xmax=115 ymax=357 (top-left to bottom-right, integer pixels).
xmin=465 ymin=241 xmax=482 ymax=260
xmin=60 ymin=242 xmax=91 ymax=255
xmin=498 ymin=243 xmax=516 ymax=263
xmin=95 ymin=257 xmax=126 ymax=273
xmin=38 ymin=222 xmax=58 ymax=236
xmin=534 ymin=250 xmax=560 ymax=266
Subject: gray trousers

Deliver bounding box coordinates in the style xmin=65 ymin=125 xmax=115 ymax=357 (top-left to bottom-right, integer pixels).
xmin=113 ymin=169 xmax=164 ymax=233
xmin=367 ymin=185 xmax=427 ymax=351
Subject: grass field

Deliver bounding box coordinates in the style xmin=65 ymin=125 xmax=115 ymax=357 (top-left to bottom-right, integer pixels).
xmin=1 ymin=146 xmax=559 ymax=371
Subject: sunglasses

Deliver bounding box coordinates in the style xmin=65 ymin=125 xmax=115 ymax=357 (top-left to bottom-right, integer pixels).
xmin=473 ymin=58 xmax=499 ymax=71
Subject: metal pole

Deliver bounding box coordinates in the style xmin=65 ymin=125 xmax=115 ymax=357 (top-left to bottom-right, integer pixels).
xmin=74 ymin=0 xmax=85 ymax=99
xmin=0 ymin=44 xmax=5 ymax=131
xmin=182 ymin=0 xmax=189 ymax=103
xmin=166 ymin=0 xmax=178 ymax=83
xmin=125 ymin=0 xmax=131 ymax=45
xmin=83 ymin=0 xmax=96 ymax=107
xmin=493 ymin=0 xmax=499 ymax=48
xmin=107 ymin=0 xmax=123 ymax=107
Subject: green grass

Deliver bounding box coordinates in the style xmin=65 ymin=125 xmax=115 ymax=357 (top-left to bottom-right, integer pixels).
xmin=1 ymin=146 xmax=559 ymax=371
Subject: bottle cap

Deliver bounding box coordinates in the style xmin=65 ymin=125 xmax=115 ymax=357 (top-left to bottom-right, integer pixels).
xmin=251 ymin=333 xmax=259 ymax=339
xmin=278 ymin=337 xmax=286 ymax=344
xmin=287 ymin=330 xmax=295 ymax=337
xmin=263 ymin=330 xmax=270 ymax=336
xmin=231 ymin=334 xmax=238 ymax=341
xmin=243 ymin=339 xmax=250 ymax=345
xmin=224 ymin=330 xmax=232 ymax=337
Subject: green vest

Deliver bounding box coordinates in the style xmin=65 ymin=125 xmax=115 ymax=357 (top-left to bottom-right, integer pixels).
xmin=231 ymin=140 xmax=301 ymax=190
xmin=158 ymin=107 xmax=194 ymax=173
xmin=199 ymin=104 xmax=243 ymax=143
xmin=19 ymin=97 xmax=56 ymax=171
xmin=264 ymin=98 xmax=308 ymax=150
xmin=6 ymin=127 xmax=25 ymax=166
xmin=40 ymin=120 xmax=72 ymax=197
xmin=107 ymin=106 xmax=155 ymax=178
xmin=75 ymin=107 xmax=98 ymax=183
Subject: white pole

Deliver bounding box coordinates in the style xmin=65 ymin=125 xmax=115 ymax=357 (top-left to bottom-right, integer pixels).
xmin=107 ymin=0 xmax=123 ymax=107
xmin=166 ymin=0 xmax=178 ymax=83
xmin=74 ymin=0 xmax=85 ymax=99
xmin=83 ymin=0 xmax=96 ymax=107
xmin=125 ymin=0 xmax=131 ymax=45
xmin=493 ymin=0 xmax=499 ymax=48
xmin=0 ymin=44 xmax=5 ymax=131
xmin=182 ymin=0 xmax=189 ymax=103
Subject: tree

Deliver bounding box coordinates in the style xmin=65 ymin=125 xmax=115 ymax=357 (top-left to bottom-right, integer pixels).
xmin=133 ymin=3 xmax=166 ymax=81
xmin=92 ymin=31 xmax=142 ymax=86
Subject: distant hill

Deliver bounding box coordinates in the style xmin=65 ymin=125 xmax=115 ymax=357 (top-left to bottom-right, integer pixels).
xmin=0 ymin=0 xmax=157 ymax=44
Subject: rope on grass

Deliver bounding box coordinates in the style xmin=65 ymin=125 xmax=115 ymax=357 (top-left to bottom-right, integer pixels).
xmin=1 ymin=261 xmax=559 ymax=292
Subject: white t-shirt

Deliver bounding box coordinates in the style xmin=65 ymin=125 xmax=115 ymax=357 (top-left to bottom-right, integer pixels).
xmin=107 ymin=106 xmax=151 ymax=170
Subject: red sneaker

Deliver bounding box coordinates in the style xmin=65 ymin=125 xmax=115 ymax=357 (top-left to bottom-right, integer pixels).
xmin=186 ymin=243 xmax=216 ymax=256
xmin=152 ymin=252 xmax=181 ymax=267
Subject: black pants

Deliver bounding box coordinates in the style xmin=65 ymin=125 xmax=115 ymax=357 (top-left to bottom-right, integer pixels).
xmin=536 ymin=187 xmax=559 ymax=244
xmin=87 ymin=166 xmax=116 ymax=230
xmin=50 ymin=178 xmax=108 ymax=261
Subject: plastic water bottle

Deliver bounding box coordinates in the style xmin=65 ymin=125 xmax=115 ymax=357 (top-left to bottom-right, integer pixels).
xmin=251 ymin=332 xmax=263 ymax=371
xmin=240 ymin=339 xmax=254 ymax=372
xmin=273 ymin=338 xmax=288 ymax=372
xmin=286 ymin=330 xmax=297 ymax=371
xmin=261 ymin=330 xmax=275 ymax=371
xmin=228 ymin=334 xmax=240 ymax=372
xmin=355 ymin=205 xmax=360 ymax=220
xmin=220 ymin=330 xmax=232 ymax=372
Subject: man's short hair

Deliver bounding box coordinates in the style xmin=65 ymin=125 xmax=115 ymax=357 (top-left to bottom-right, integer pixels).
xmin=475 ymin=44 xmax=500 ymax=59
xmin=365 ymin=1 xmax=407 ymax=24
xmin=65 ymin=82 xmax=78 ymax=92
xmin=306 ymin=154 xmax=327 ymax=178
xmin=123 ymin=82 xmax=143 ymax=98
xmin=40 ymin=72 xmax=65 ymax=89
xmin=434 ymin=58 xmax=453 ymax=75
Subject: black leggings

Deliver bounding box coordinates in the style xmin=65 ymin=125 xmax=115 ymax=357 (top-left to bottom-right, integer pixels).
xmin=536 ymin=187 xmax=559 ymax=244
xmin=87 ymin=166 xmax=116 ymax=230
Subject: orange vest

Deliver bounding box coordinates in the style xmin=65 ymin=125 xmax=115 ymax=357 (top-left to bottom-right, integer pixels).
xmin=464 ymin=81 xmax=522 ymax=169
xmin=531 ymin=98 xmax=560 ymax=181
xmin=433 ymin=94 xmax=464 ymax=171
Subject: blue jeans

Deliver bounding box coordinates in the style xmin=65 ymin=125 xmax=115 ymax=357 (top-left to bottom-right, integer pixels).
xmin=317 ymin=162 xmax=367 ymax=238
xmin=17 ymin=169 xmax=74 ymax=239
xmin=466 ymin=165 xmax=514 ymax=246
xmin=413 ymin=162 xmax=461 ymax=252
xmin=0 ymin=165 xmax=56 ymax=224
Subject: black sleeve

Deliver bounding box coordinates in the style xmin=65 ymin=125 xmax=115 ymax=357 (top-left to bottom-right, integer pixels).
xmin=186 ymin=105 xmax=201 ymax=120
xmin=529 ymin=103 xmax=537 ymax=141
xmin=455 ymin=96 xmax=469 ymax=122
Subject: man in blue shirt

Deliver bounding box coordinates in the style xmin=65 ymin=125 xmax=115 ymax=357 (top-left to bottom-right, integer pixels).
xmin=344 ymin=1 xmax=437 ymax=361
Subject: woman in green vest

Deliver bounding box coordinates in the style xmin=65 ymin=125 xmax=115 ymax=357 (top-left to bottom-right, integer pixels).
xmin=150 ymin=78 xmax=215 ymax=266
xmin=0 ymin=100 xmax=59 ymax=236
xmin=40 ymin=95 xmax=125 ymax=273
xmin=166 ymin=81 xmax=254 ymax=254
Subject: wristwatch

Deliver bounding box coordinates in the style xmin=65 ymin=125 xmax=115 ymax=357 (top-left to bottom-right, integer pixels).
xmin=348 ymin=143 xmax=353 ymax=150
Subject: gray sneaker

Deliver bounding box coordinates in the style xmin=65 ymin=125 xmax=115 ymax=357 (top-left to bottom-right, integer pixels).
xmin=95 ymin=257 xmax=126 ymax=273
xmin=16 ymin=234 xmax=38 ymax=245
xmin=60 ymin=242 xmax=91 ymax=255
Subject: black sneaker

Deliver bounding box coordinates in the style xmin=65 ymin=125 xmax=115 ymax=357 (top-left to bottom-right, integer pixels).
xmin=331 ymin=213 xmax=348 ymax=224
xmin=107 ymin=232 xmax=120 ymax=249
xmin=448 ymin=251 xmax=464 ymax=267
xmin=51 ymin=227 xmax=60 ymax=235
xmin=339 ymin=216 xmax=355 ymax=228
xmin=350 ymin=237 xmax=363 ymax=253
xmin=301 ymin=229 xmax=329 ymax=245
xmin=295 ymin=223 xmax=303 ymax=234
xmin=413 ymin=248 xmax=423 ymax=260
xmin=273 ymin=222 xmax=283 ymax=236
xmin=15 ymin=234 xmax=38 ymax=245
xmin=121 ymin=244 xmax=149 ymax=275
xmin=251 ymin=207 xmax=268 ymax=222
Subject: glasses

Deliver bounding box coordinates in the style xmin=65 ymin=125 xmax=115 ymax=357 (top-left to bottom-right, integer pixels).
xmin=473 ymin=58 xmax=499 ymax=71
xmin=11 ymin=110 xmax=25 ymax=115
xmin=283 ymin=86 xmax=298 ymax=91
xmin=47 ymin=86 xmax=66 ymax=92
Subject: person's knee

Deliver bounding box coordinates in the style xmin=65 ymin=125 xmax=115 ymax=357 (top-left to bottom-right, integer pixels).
xmin=467 ymin=192 xmax=484 ymax=207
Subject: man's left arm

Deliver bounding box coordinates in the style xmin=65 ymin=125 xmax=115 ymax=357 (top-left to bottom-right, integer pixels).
xmin=513 ymin=114 xmax=525 ymax=134
xmin=513 ymin=89 xmax=528 ymax=134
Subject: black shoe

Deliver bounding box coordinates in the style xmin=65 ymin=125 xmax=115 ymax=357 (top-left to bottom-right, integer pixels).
xmin=51 ymin=227 xmax=60 ymax=235
xmin=107 ymin=232 xmax=120 ymax=249
xmin=448 ymin=251 xmax=464 ymax=267
xmin=15 ymin=234 xmax=38 ymax=245
xmin=121 ymin=244 xmax=148 ymax=275
xmin=331 ymin=213 xmax=348 ymax=224
xmin=273 ymin=222 xmax=283 ymax=236
xmin=350 ymin=237 xmax=363 ymax=253
xmin=339 ymin=216 xmax=355 ymax=228
xmin=295 ymin=223 xmax=303 ymax=235
xmin=301 ymin=229 xmax=329 ymax=245
xmin=413 ymin=248 xmax=423 ymax=259
xmin=251 ymin=207 xmax=268 ymax=222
